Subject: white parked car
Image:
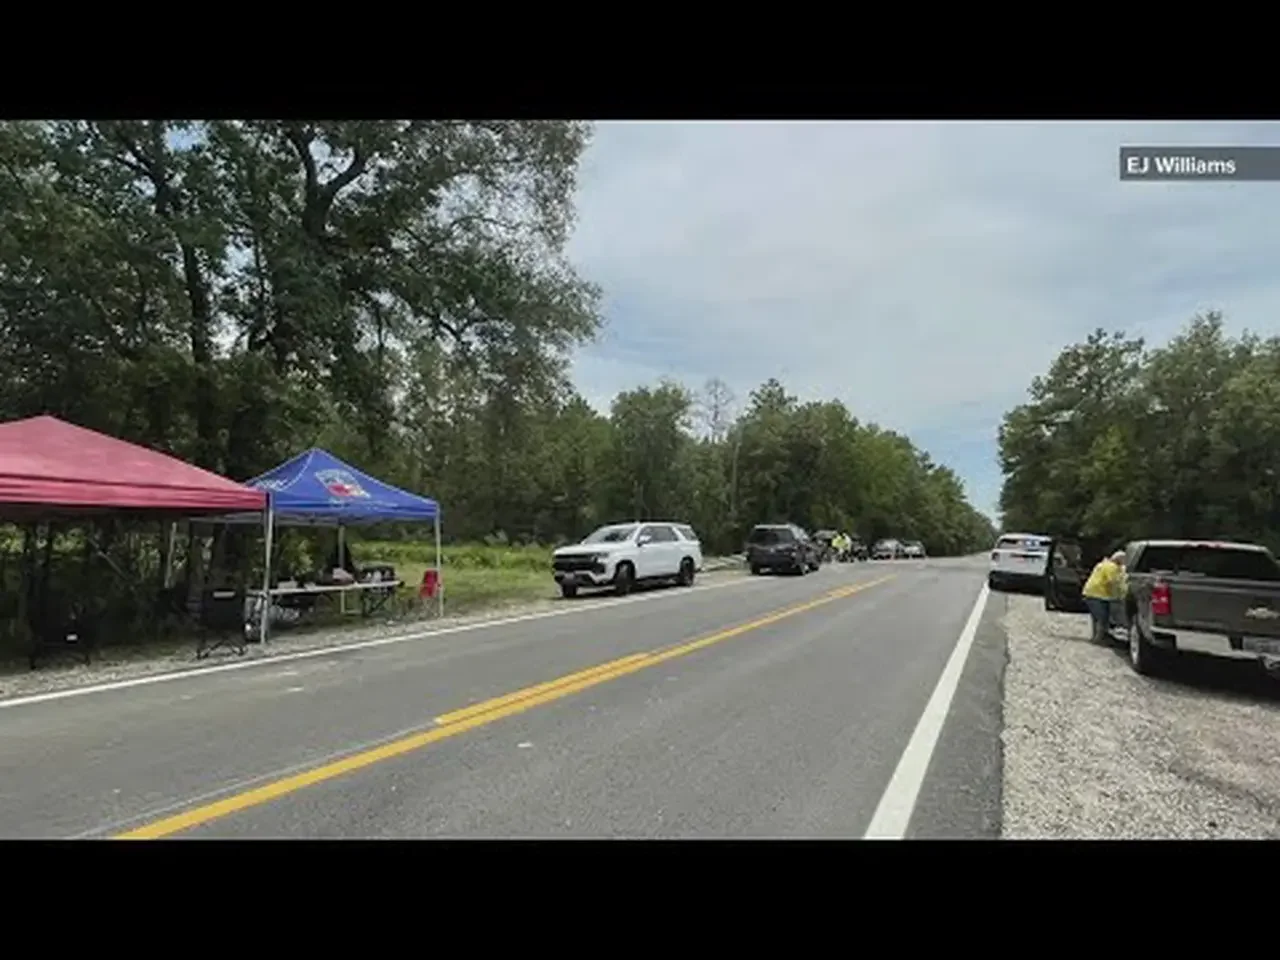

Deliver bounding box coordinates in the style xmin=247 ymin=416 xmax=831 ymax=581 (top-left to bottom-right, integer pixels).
xmin=872 ymin=539 xmax=905 ymax=560
xmin=989 ymin=532 xmax=1052 ymax=591
xmin=552 ymin=522 xmax=704 ymax=599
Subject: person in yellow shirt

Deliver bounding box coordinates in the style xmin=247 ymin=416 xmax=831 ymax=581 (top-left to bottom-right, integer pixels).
xmin=1082 ymin=550 xmax=1127 ymax=644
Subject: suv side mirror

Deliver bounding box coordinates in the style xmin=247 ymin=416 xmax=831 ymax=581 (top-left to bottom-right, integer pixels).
xmin=637 ymin=534 xmax=652 ymax=546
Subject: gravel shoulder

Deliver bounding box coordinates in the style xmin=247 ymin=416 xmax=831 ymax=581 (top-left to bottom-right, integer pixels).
xmin=999 ymin=590 xmax=1280 ymax=839
xmin=0 ymin=562 xmax=747 ymax=703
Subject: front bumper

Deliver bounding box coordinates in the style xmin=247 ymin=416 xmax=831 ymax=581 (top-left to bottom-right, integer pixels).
xmin=553 ymin=556 xmax=615 ymax=587
xmin=554 ymin=570 xmax=615 ymax=587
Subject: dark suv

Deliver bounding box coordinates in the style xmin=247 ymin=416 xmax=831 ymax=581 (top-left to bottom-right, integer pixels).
xmin=746 ymin=524 xmax=822 ymax=576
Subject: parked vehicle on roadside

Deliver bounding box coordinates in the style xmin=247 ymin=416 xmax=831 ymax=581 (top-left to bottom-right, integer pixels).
xmin=1047 ymin=537 xmax=1280 ymax=678
xmin=552 ymin=521 xmax=703 ymax=599
xmin=746 ymin=523 xmax=822 ymax=576
xmin=989 ymin=532 xmax=1052 ymax=590
xmin=903 ymin=540 xmax=926 ymax=559
xmin=872 ymin=539 xmax=905 ymax=560
xmin=833 ymin=534 xmax=866 ymax=562
xmin=816 ymin=530 xmax=862 ymax=562
xmin=1043 ymin=536 xmax=1126 ymax=626
xmin=811 ymin=529 xmax=839 ymax=563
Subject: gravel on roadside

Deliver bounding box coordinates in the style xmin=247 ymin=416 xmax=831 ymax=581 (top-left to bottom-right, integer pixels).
xmin=0 ymin=564 xmax=746 ymax=703
xmin=999 ymin=591 xmax=1280 ymax=839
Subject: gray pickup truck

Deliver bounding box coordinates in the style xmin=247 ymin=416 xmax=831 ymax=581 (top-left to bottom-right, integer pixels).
xmin=1122 ymin=539 xmax=1280 ymax=676
xmin=1045 ymin=537 xmax=1280 ymax=677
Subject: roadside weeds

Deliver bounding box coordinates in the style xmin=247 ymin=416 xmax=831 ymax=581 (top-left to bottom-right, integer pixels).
xmin=999 ymin=591 xmax=1280 ymax=839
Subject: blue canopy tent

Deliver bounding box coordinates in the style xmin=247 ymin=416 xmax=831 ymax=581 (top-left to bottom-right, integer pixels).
xmin=218 ymin=448 xmax=442 ymax=639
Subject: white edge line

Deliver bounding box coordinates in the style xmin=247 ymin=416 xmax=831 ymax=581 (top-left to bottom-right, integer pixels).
xmin=862 ymin=583 xmax=991 ymax=840
xmin=0 ymin=575 xmax=761 ymax=710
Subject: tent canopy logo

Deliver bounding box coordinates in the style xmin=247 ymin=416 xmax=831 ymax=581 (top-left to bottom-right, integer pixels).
xmin=316 ymin=469 xmax=368 ymax=499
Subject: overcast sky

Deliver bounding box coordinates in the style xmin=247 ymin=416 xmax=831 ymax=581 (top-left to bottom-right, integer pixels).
xmin=564 ymin=121 xmax=1280 ymax=520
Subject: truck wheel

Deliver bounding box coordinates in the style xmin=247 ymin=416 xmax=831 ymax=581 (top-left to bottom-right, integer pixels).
xmin=614 ymin=562 xmax=635 ymax=596
xmin=560 ymin=583 xmax=578 ymax=599
xmin=677 ymin=557 xmax=696 ymax=586
xmin=750 ymin=564 xmax=763 ymax=575
xmin=1128 ymin=620 xmax=1166 ymax=676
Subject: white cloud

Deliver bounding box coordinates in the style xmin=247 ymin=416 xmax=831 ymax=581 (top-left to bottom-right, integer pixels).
xmin=566 ymin=121 xmax=1280 ymax=515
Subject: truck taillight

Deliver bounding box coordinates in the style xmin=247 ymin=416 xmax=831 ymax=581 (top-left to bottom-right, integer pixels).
xmin=1151 ymin=581 xmax=1171 ymax=617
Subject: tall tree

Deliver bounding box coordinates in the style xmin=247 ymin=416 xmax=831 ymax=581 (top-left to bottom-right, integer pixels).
xmin=1 ymin=119 xmax=997 ymax=571
xmin=998 ymin=312 xmax=1280 ymax=552
xmin=697 ymin=377 xmax=736 ymax=443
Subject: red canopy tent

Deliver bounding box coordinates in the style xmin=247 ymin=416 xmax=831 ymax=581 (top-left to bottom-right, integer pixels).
xmin=0 ymin=416 xmax=270 ymax=661
xmin=0 ymin=416 xmax=265 ymax=516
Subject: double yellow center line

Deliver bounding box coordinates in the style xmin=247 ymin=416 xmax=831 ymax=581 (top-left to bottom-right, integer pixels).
xmin=113 ymin=574 xmax=893 ymax=839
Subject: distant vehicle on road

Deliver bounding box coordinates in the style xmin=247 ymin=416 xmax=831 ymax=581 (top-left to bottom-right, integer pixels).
xmin=811 ymin=529 xmax=839 ymax=563
xmin=1050 ymin=538 xmax=1280 ymax=678
xmin=903 ymin=540 xmax=926 ymax=559
xmin=746 ymin=524 xmax=822 ymax=576
xmin=834 ymin=534 xmax=867 ymax=562
xmin=553 ymin=521 xmax=703 ymax=599
xmin=988 ymin=533 xmax=1051 ymax=590
xmin=872 ymin=539 xmax=905 ymax=560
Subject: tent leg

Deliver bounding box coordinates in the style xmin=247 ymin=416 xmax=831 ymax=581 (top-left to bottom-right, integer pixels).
xmin=163 ymin=521 xmax=178 ymax=589
xmin=260 ymin=500 xmax=274 ymax=645
xmin=338 ymin=524 xmax=346 ymax=615
xmin=434 ymin=513 xmax=443 ymax=618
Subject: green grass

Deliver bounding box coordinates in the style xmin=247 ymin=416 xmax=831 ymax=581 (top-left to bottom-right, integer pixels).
xmin=359 ymin=540 xmax=554 ymax=573
xmin=390 ymin=562 xmax=552 ymax=615
xmin=356 ymin=540 xmax=555 ymax=616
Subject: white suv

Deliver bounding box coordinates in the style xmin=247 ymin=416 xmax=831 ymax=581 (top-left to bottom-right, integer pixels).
xmin=552 ymin=522 xmax=704 ymax=599
xmin=989 ymin=532 xmax=1051 ymax=591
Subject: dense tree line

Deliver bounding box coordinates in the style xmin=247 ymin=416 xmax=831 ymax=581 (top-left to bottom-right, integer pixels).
xmin=999 ymin=312 xmax=1280 ymax=552
xmin=0 ymin=120 xmax=994 ymax=560
xmin=399 ymin=372 xmax=996 ymax=555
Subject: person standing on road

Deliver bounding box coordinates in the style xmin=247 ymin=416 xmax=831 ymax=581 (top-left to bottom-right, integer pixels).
xmin=1082 ymin=550 xmax=1127 ymax=644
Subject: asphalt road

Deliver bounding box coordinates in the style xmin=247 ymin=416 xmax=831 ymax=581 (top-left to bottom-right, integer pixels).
xmin=0 ymin=557 xmax=1006 ymax=839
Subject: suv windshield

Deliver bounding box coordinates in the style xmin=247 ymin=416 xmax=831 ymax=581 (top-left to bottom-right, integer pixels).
xmin=582 ymin=525 xmax=636 ymax=544
xmin=749 ymin=527 xmax=793 ymax=545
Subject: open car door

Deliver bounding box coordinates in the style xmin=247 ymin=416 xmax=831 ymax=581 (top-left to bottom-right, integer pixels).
xmin=1044 ymin=538 xmax=1087 ymax=612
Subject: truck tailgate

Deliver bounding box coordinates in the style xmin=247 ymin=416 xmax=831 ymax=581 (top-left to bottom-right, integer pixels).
xmin=1160 ymin=579 xmax=1280 ymax=646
